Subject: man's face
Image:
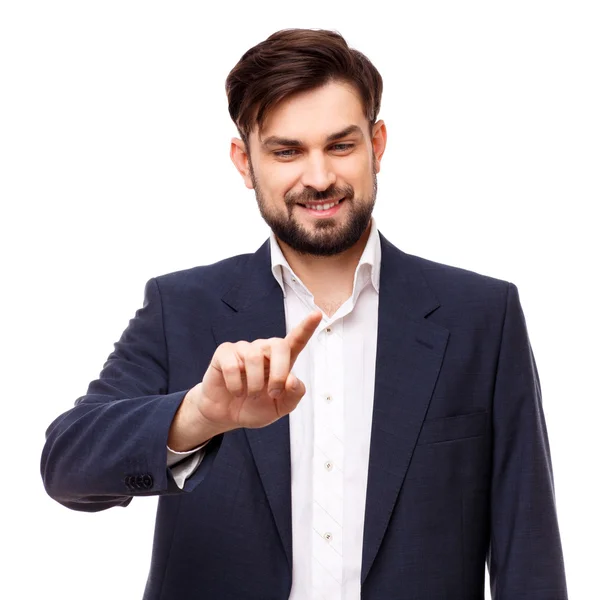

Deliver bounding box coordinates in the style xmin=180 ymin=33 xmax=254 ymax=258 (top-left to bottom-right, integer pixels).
xmin=237 ymin=81 xmax=385 ymax=257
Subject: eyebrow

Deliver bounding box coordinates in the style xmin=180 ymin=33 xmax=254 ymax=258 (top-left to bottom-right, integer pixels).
xmin=261 ymin=125 xmax=364 ymax=148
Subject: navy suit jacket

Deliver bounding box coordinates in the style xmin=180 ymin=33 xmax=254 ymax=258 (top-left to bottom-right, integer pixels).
xmin=41 ymin=231 xmax=568 ymax=599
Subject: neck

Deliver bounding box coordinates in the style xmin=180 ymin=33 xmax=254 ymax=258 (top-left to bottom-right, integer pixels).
xmin=276 ymin=220 xmax=372 ymax=301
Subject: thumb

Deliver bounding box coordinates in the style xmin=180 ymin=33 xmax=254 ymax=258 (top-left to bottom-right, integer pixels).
xmin=288 ymin=372 xmax=306 ymax=395
xmin=280 ymin=372 xmax=305 ymax=412
xmin=288 ymin=373 xmax=300 ymax=392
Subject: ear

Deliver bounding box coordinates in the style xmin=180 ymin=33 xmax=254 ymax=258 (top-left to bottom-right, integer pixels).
xmin=230 ymin=137 xmax=254 ymax=189
xmin=371 ymin=120 xmax=387 ymax=174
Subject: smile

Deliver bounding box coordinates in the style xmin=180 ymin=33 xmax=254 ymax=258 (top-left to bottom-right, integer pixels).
xmin=298 ymin=198 xmax=344 ymax=211
xmin=298 ymin=198 xmax=345 ymax=217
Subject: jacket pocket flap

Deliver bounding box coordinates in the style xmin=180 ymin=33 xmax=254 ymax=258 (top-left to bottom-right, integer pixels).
xmin=417 ymin=411 xmax=488 ymax=445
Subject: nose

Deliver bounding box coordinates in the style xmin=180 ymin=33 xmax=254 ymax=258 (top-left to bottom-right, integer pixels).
xmin=300 ymin=152 xmax=336 ymax=191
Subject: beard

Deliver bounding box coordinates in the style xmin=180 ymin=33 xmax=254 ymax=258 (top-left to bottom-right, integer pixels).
xmin=249 ymin=155 xmax=378 ymax=257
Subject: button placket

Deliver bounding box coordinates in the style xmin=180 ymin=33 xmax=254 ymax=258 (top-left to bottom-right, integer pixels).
xmin=311 ymin=311 xmax=344 ymax=597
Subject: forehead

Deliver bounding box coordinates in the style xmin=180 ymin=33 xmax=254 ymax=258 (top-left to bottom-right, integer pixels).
xmin=254 ymin=81 xmax=368 ymax=146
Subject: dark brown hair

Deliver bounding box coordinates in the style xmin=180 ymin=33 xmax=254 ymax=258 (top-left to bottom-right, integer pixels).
xmin=225 ymin=29 xmax=383 ymax=146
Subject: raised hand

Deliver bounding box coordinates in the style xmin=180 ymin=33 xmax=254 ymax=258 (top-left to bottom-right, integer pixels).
xmin=168 ymin=309 xmax=322 ymax=450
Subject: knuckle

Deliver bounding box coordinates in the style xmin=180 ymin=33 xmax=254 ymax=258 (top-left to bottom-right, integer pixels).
xmin=215 ymin=342 xmax=232 ymax=358
xmin=221 ymin=361 xmax=239 ymax=375
xmin=267 ymin=339 xmax=289 ymax=359
xmin=245 ymin=348 xmax=264 ymax=362
xmin=269 ymin=338 xmax=287 ymax=351
xmin=234 ymin=340 xmax=251 ymax=354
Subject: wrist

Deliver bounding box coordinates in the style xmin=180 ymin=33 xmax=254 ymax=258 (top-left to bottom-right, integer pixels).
xmin=168 ymin=386 xmax=227 ymax=452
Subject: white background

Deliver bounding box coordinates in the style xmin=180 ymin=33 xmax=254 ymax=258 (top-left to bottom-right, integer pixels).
xmin=1 ymin=1 xmax=598 ymax=598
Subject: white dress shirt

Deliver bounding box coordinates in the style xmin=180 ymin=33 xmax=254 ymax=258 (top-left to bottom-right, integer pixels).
xmin=168 ymin=217 xmax=381 ymax=599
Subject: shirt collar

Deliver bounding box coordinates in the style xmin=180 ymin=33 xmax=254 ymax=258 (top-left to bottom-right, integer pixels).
xmin=269 ymin=217 xmax=381 ymax=299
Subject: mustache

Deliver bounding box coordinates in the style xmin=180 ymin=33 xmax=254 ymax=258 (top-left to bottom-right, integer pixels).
xmin=286 ymin=185 xmax=354 ymax=205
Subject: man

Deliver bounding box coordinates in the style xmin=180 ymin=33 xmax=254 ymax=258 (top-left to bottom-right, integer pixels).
xmin=41 ymin=28 xmax=568 ymax=599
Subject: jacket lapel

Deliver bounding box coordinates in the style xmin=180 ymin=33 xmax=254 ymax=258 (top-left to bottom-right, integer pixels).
xmin=211 ymin=240 xmax=294 ymax=571
xmin=361 ymin=233 xmax=449 ymax=583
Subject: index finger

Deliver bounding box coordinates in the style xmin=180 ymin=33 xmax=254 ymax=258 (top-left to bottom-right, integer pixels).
xmin=285 ymin=309 xmax=323 ymax=366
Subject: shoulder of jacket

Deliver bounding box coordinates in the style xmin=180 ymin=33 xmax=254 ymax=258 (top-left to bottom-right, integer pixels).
xmin=151 ymin=252 xmax=252 ymax=296
xmin=401 ymin=250 xmax=512 ymax=309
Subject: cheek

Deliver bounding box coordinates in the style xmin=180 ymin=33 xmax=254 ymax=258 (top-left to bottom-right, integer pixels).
xmin=338 ymin=157 xmax=372 ymax=190
xmin=261 ymin=164 xmax=301 ymax=198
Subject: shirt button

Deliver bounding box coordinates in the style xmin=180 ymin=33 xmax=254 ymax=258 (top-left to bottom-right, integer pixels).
xmin=292 ymin=277 xmax=296 ymax=282
xmin=325 ymin=395 xmax=333 ymax=403
xmin=326 ymin=327 xmax=332 ymax=334
xmin=324 ymin=461 xmax=333 ymax=471
xmin=323 ymin=532 xmax=333 ymax=542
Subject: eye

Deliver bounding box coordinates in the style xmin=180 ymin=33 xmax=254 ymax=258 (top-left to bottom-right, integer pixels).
xmin=273 ymin=149 xmax=299 ymax=158
xmin=330 ymin=143 xmax=354 ymax=152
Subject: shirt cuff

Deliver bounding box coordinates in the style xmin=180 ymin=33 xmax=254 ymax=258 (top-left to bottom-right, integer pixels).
xmin=166 ymin=439 xmax=211 ymax=467
xmin=166 ymin=440 xmax=212 ymax=489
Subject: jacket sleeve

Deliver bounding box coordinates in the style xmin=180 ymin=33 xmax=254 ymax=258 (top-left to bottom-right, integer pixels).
xmin=487 ymin=282 xmax=568 ymax=598
xmin=40 ymin=277 xmax=221 ymax=512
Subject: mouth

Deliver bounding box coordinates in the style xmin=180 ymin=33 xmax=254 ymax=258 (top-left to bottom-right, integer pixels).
xmin=297 ymin=197 xmax=346 ymax=217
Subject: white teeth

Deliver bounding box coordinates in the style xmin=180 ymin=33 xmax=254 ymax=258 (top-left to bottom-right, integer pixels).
xmin=305 ymin=199 xmax=342 ymax=211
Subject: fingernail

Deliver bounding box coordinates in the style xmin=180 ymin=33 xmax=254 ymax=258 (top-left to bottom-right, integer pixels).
xmin=289 ymin=376 xmax=298 ymax=391
xmin=269 ymin=388 xmax=282 ymax=398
